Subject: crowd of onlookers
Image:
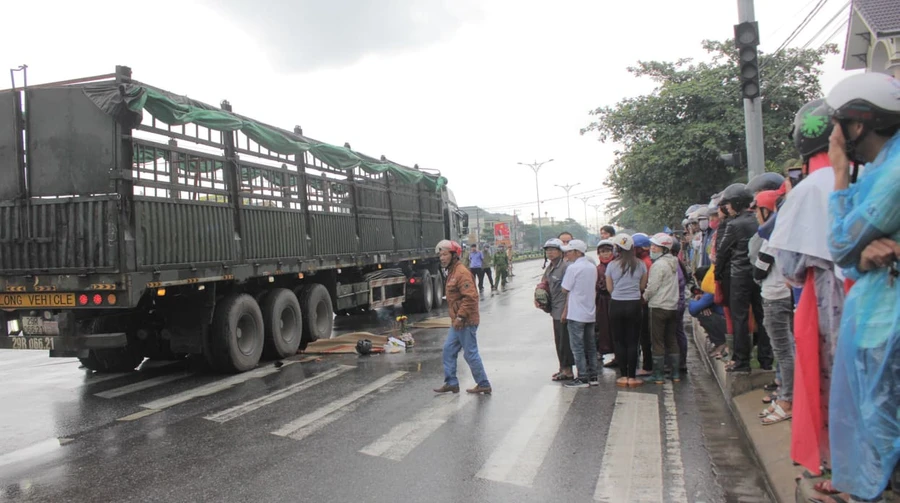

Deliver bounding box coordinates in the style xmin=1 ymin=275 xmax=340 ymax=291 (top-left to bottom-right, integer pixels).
xmin=534 ymin=72 xmax=900 ymax=503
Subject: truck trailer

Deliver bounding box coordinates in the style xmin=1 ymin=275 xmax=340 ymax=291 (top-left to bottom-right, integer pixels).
xmin=0 ymin=66 xmax=468 ymax=373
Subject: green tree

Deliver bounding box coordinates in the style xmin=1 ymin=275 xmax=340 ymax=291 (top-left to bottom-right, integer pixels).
xmin=519 ymin=219 xmax=593 ymax=250
xmin=581 ymin=40 xmax=837 ymax=231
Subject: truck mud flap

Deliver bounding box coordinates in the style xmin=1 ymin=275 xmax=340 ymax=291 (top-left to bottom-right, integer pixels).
xmin=0 ymin=333 xmax=127 ymax=351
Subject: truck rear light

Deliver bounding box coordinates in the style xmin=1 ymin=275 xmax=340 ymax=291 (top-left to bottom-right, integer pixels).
xmin=92 ymin=294 xmax=103 ymax=305
xmin=107 ymin=294 xmax=117 ymax=305
xmin=78 ymin=294 xmax=89 ymax=306
xmin=409 ymin=278 xmax=417 ymax=284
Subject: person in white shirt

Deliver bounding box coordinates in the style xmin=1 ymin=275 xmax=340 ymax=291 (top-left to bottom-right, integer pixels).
xmin=642 ymin=233 xmax=681 ymax=384
xmin=752 ymin=190 xmax=794 ymax=426
xmin=560 ymin=239 xmax=599 ymax=388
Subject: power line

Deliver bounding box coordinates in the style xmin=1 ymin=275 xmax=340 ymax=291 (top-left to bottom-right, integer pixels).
xmin=764 ymin=0 xmax=820 ymax=42
xmin=764 ymin=3 xmax=849 ymax=96
xmin=472 ymin=187 xmax=613 ymax=212
xmin=800 ymin=1 xmax=850 ymax=49
xmin=767 ymin=0 xmax=830 ymax=61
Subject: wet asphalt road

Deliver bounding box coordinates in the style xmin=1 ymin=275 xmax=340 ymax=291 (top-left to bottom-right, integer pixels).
xmin=0 ymin=258 xmax=772 ymax=503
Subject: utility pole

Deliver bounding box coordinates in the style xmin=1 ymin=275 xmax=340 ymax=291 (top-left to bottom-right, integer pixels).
xmin=475 ymin=207 xmax=481 ymax=244
xmin=512 ymin=209 xmax=518 ymax=251
xmin=576 ymin=196 xmax=592 ymax=233
xmin=518 ymin=159 xmax=554 ymax=245
xmin=736 ymin=0 xmax=765 ymax=180
xmin=590 ymin=204 xmax=603 ymax=234
xmin=554 ymin=183 xmax=580 ymax=220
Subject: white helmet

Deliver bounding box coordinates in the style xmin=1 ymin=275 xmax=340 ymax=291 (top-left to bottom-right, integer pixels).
xmin=612 ymin=233 xmax=634 ymax=251
xmin=650 ymin=232 xmax=675 ymax=249
xmin=542 ymin=238 xmax=563 ymax=250
xmin=434 ymin=240 xmax=462 ymax=255
xmin=826 ymin=73 xmax=900 ymax=132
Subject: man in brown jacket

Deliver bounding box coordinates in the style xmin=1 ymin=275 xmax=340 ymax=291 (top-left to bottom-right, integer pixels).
xmin=433 ymin=240 xmax=492 ymax=394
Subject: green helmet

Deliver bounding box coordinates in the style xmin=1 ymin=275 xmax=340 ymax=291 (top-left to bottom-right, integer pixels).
xmin=790 ymin=98 xmax=833 ymax=161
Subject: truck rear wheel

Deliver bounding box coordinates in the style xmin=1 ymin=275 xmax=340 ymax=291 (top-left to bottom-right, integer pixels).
xmin=298 ymin=284 xmax=333 ymax=344
xmin=405 ymin=270 xmax=434 ymax=314
xmin=431 ymin=273 xmax=444 ymax=309
xmin=261 ymin=288 xmax=303 ymax=359
xmin=210 ymin=293 xmax=264 ymax=373
xmin=77 ymin=318 xmax=144 ymax=373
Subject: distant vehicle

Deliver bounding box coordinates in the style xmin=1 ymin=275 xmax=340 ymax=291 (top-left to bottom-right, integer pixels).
xmin=0 ymin=66 xmax=468 ymax=373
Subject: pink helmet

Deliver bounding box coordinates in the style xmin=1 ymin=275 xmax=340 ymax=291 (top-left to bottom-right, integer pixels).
xmin=650 ymin=232 xmax=675 ymax=249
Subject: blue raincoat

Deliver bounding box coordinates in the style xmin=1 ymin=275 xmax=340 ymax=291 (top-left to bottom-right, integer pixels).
xmin=827 ymin=131 xmax=900 ymax=499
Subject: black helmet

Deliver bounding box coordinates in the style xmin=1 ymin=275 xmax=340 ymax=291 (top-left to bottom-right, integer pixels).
xmin=790 ymin=99 xmax=833 ymax=160
xmin=746 ymin=172 xmax=785 ymax=194
xmin=356 ymin=339 xmax=373 ymax=355
xmin=720 ymin=183 xmax=753 ymax=211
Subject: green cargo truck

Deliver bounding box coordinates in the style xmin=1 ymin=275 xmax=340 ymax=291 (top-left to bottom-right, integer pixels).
xmin=0 ymin=66 xmax=467 ymax=372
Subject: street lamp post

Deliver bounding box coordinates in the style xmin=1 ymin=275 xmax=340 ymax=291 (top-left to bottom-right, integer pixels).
xmin=576 ymin=196 xmax=592 ymax=234
xmin=518 ymin=159 xmax=554 ymax=245
xmin=554 ymin=182 xmax=580 ymax=221
xmin=590 ymin=204 xmax=603 ymax=234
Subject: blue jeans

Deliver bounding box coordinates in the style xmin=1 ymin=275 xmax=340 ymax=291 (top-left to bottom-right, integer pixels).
xmin=567 ymin=320 xmax=597 ymax=379
xmin=442 ymin=325 xmax=490 ymax=388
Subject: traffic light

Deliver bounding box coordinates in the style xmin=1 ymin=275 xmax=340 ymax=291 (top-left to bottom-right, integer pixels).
xmin=734 ymin=21 xmax=760 ymax=100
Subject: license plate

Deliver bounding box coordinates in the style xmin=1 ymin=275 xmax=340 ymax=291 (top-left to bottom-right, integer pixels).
xmin=0 ymin=293 xmax=75 ymax=308
xmin=21 ymin=316 xmax=59 ymax=336
xmin=10 ymin=336 xmax=55 ymax=350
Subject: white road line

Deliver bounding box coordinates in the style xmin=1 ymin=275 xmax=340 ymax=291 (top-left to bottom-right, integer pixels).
xmin=205 ymin=365 xmax=354 ymax=423
xmin=0 ymin=438 xmax=63 ymax=469
xmin=272 ymin=371 xmax=406 ymax=441
xmin=594 ymin=392 xmax=663 ymax=502
xmin=476 ymin=386 xmax=576 ymax=487
xmin=360 ymin=394 xmax=466 ymax=461
xmin=663 ymin=382 xmax=688 ymax=503
xmin=118 ymin=362 xmax=297 ymax=421
xmin=95 ymin=371 xmax=193 ymax=399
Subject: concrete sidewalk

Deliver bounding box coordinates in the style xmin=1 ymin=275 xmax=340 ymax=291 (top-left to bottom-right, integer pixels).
xmin=690 ymin=319 xmax=898 ymax=503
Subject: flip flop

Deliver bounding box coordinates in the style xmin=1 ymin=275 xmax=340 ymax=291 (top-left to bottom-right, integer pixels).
xmin=761 ymin=392 xmax=777 ymax=404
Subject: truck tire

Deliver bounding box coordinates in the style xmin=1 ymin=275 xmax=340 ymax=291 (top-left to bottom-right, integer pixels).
xmin=77 ymin=318 xmax=144 ymax=373
xmin=405 ymin=270 xmax=433 ymax=314
xmin=210 ymin=293 xmax=264 ymax=373
xmin=431 ymin=273 xmax=444 ymax=309
xmin=298 ymin=284 xmax=333 ymax=344
xmin=261 ymin=288 xmax=303 ymax=359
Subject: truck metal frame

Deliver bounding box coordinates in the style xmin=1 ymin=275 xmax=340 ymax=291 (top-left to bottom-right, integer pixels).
xmin=0 ymin=66 xmax=467 ymax=372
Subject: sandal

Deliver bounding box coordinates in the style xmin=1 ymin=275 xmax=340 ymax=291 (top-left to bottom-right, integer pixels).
xmin=758 ymin=405 xmax=775 ymax=418
xmin=552 ymin=373 xmax=572 ymax=382
xmin=761 ymin=393 xmax=777 ymax=404
xmin=627 ymin=378 xmax=644 ymax=387
xmin=761 ymin=403 xmax=792 ymax=425
xmin=813 ymin=478 xmax=840 ymax=495
xmin=615 ymin=377 xmax=628 ymax=387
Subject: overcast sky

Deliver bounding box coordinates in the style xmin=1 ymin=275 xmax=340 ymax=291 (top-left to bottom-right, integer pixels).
xmin=2 ymin=0 xmax=852 ymax=230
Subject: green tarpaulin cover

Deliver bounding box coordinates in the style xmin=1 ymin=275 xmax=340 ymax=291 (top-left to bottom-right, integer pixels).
xmin=88 ymin=84 xmax=446 ymax=191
